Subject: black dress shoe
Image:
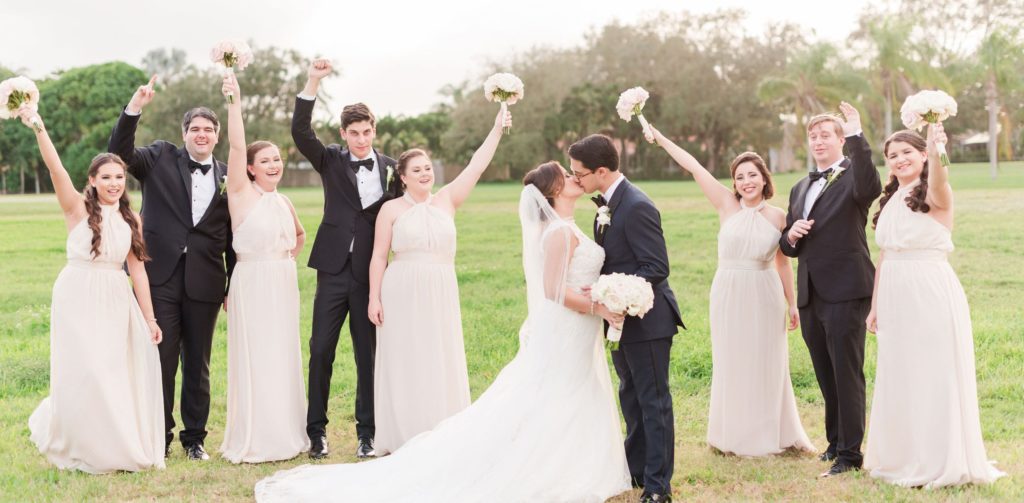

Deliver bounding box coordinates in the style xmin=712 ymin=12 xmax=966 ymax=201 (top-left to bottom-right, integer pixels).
xmin=184 ymin=443 xmax=210 ymax=461
xmin=639 ymin=492 xmax=672 ymax=503
xmin=356 ymin=437 xmax=375 ymax=458
xmin=819 ymin=462 xmax=859 ymax=478
xmin=309 ymin=436 xmax=329 ymax=459
xmin=818 ymin=451 xmax=837 ymax=462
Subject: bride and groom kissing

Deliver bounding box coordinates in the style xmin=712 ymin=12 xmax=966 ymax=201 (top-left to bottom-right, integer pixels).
xmin=256 ymin=134 xmax=685 ymax=503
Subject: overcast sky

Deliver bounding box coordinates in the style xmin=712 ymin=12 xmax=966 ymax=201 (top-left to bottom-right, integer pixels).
xmin=5 ymin=0 xmax=868 ymax=117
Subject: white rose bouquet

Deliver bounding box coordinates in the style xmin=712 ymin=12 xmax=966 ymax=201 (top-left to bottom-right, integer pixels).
xmin=210 ymin=39 xmax=254 ymax=104
xmin=483 ymin=72 xmax=524 ymax=134
xmin=900 ymin=90 xmax=958 ymax=166
xmin=616 ymin=86 xmax=653 ymax=142
xmin=0 ymin=76 xmax=41 ymax=132
xmin=589 ymin=273 xmax=655 ymax=350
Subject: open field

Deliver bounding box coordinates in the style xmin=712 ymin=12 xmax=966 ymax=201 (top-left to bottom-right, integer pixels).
xmin=1 ymin=162 xmax=1021 ymax=501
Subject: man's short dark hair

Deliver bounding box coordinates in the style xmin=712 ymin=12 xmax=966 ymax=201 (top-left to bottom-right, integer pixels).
xmin=341 ymin=103 xmax=376 ymax=130
xmin=181 ymin=107 xmax=220 ymax=134
xmin=567 ymin=134 xmax=619 ymax=172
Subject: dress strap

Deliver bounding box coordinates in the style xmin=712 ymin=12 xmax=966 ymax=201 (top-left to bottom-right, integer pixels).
xmin=402 ymin=192 xmax=433 ymax=205
xmin=740 ymin=200 xmax=766 ymax=211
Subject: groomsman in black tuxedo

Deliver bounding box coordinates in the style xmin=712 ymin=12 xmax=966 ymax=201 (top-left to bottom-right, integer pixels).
xmin=780 ymin=102 xmax=881 ymax=478
xmin=294 ymin=59 xmax=396 ymax=459
xmin=569 ymin=134 xmax=684 ymax=503
xmin=108 ymin=76 xmax=235 ymax=461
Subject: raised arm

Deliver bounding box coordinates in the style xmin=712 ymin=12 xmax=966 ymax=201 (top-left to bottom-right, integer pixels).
xmin=925 ymin=123 xmax=953 ymax=211
xmin=438 ymin=108 xmax=509 ymax=209
xmin=223 ymin=74 xmax=252 ymax=197
xmin=108 ymin=75 xmax=160 ymax=180
xmin=650 ymin=125 xmax=735 ymax=213
xmin=838 ymin=102 xmax=881 ymax=205
xmin=292 ymin=59 xmax=332 ymax=172
xmin=20 ymin=109 xmax=84 ymax=225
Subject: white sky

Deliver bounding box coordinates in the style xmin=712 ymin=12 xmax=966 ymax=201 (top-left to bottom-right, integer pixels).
xmin=4 ymin=0 xmax=868 ymax=117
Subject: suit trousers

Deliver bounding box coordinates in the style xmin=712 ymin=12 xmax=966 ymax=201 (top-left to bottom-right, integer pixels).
xmin=307 ymin=258 xmax=377 ymax=440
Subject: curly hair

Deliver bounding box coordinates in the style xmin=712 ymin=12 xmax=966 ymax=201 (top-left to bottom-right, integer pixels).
xmin=872 ymin=130 xmax=930 ymax=229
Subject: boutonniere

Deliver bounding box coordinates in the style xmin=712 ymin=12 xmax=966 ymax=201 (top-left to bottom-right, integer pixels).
xmin=824 ymin=167 xmax=846 ymax=190
xmin=219 ymin=174 xmax=228 ymax=195
xmin=596 ymin=205 xmax=611 ymax=231
xmin=386 ymin=165 xmax=395 ymax=187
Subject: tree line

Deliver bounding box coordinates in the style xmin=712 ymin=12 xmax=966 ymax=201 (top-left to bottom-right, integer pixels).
xmin=1 ymin=0 xmax=1021 ymax=193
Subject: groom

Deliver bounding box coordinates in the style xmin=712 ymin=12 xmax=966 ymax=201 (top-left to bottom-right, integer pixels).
xmin=569 ymin=134 xmax=684 ymax=503
xmin=294 ymin=59 xmax=396 ymax=459
xmin=780 ymin=103 xmax=881 ymax=477
xmin=108 ymin=76 xmax=235 ymax=461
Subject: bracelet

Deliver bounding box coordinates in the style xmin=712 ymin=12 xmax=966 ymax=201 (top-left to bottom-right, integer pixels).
xmin=147 ymin=317 xmax=157 ymax=323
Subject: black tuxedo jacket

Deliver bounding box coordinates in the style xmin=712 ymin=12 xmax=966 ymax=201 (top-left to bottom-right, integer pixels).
xmin=108 ymin=110 xmax=235 ymax=303
xmin=779 ymin=134 xmax=882 ymax=307
xmin=292 ymin=97 xmax=395 ymax=283
xmin=594 ymin=179 xmax=685 ymax=343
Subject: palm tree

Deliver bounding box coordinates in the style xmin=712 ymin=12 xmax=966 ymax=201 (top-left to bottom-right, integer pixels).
xmin=972 ymin=29 xmax=1023 ymax=178
xmin=758 ymin=42 xmax=868 ymax=171
xmin=855 ymin=15 xmax=951 ymax=137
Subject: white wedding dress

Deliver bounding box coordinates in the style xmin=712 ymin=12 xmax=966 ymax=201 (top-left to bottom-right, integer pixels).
xmin=255 ymin=187 xmax=631 ymax=502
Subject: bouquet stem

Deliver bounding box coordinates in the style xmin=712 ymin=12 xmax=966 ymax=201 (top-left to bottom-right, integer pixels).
xmin=30 ymin=117 xmax=41 ymax=133
xmin=224 ymin=66 xmax=235 ymax=104
xmin=500 ymin=100 xmax=510 ymax=135
xmin=636 ymin=113 xmax=653 ymax=143
xmin=936 ymin=141 xmax=950 ymax=167
xmin=606 ymin=325 xmax=622 ymax=351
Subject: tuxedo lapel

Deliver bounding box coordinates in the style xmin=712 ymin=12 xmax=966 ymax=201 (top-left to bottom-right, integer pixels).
xmin=176 ymin=150 xmax=194 ymax=206
xmin=791 ymin=177 xmax=811 ymax=220
xmin=340 ymin=150 xmax=359 ymax=189
xmin=374 ymin=150 xmax=388 ymax=193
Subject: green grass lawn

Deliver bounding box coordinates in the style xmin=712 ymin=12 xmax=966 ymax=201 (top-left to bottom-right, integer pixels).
xmin=1 ymin=162 xmax=1022 ymax=502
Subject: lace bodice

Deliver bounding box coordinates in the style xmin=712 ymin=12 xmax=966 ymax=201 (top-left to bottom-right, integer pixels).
xmin=564 ymin=222 xmax=605 ymax=290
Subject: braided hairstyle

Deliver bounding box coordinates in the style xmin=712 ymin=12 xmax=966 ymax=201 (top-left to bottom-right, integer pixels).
xmin=83 ymin=153 xmax=149 ymax=261
xmin=872 ymin=130 xmax=930 ymax=229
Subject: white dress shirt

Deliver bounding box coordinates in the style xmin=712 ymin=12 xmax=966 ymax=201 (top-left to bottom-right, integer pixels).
xmin=802 ymin=158 xmax=843 ymax=219
xmin=350 ymin=153 xmax=383 ymax=252
xmin=189 ymin=156 xmax=216 ymax=226
xmin=602 ymin=175 xmax=627 ymax=203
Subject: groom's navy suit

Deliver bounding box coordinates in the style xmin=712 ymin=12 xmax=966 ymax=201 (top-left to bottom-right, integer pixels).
xmin=780 ymin=133 xmax=881 ymax=468
xmin=594 ymin=178 xmax=684 ymax=495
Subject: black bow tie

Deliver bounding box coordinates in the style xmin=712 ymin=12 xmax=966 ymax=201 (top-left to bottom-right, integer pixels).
xmin=188 ymin=160 xmax=211 ymax=175
xmin=351 ymin=158 xmax=374 ymax=173
xmin=591 ymin=194 xmax=607 ymax=207
xmin=809 ymin=168 xmax=833 ymax=182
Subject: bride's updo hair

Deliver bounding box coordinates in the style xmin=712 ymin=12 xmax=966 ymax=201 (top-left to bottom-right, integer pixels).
xmin=522 ymin=161 xmax=566 ymax=207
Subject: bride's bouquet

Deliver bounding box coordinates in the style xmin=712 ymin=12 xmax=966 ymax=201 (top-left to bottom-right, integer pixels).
xmin=0 ymin=76 xmax=41 ymax=132
xmin=590 ymin=273 xmax=655 ymax=350
xmin=616 ymin=86 xmax=653 ymax=142
xmin=900 ymin=90 xmax=958 ymax=166
xmin=210 ymin=39 xmax=254 ymax=104
xmin=483 ymin=72 xmax=524 ymax=134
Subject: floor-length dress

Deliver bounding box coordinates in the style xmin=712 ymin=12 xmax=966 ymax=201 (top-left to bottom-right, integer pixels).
xmin=255 ymin=220 xmax=631 ymax=502
xmin=865 ymin=180 xmax=1005 ymax=488
xmin=373 ymin=193 xmax=471 ymax=455
xmin=220 ymin=190 xmax=309 ymax=463
xmin=706 ymin=202 xmax=814 ymax=456
xmin=28 ymin=203 xmax=165 ymax=473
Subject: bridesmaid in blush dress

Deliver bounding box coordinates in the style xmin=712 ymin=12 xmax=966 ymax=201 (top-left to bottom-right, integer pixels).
xmin=20 ymin=107 xmax=165 ymax=474
xmin=218 ymin=75 xmax=309 ymax=463
xmin=366 ymin=108 xmax=510 ymax=455
xmin=864 ymin=125 xmax=1005 ymax=488
xmin=649 ymin=125 xmax=814 ymax=457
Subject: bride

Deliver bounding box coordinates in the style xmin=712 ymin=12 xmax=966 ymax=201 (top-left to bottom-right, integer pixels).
xmin=255 ymin=161 xmax=631 ymax=502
